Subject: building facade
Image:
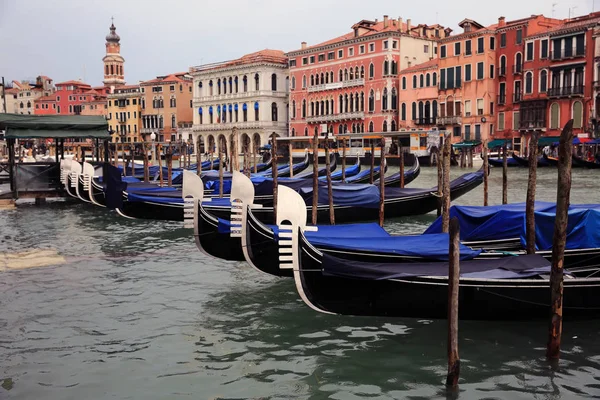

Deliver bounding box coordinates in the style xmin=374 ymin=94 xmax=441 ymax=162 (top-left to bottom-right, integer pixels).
xmin=190 ymin=49 xmax=289 ymax=156
xmin=10 ymin=76 xmax=54 ymax=115
xmin=287 ymin=16 xmax=446 ymax=139
xmin=140 ymin=72 xmax=194 ymax=142
xmin=107 ymin=85 xmax=142 ymax=142
xmin=1 ymin=85 xmax=18 ymax=114
xmin=398 ymin=59 xmax=439 ymax=130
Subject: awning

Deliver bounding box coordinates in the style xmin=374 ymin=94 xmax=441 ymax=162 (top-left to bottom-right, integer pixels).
xmin=487 ymin=139 xmax=509 ymax=149
xmin=553 ymin=137 xmax=590 ymax=146
xmin=452 ymin=140 xmax=481 ymax=149
xmin=0 ymin=114 xmax=109 ymax=139
xmin=537 ymin=136 xmax=560 ymax=146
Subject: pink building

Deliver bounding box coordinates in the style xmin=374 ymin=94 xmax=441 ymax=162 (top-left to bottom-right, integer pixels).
xmin=287 ymin=16 xmax=447 ymax=138
xmin=398 ymin=59 xmax=439 ymax=129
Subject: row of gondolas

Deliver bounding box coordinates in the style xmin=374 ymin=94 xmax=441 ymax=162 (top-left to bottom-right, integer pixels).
xmin=60 ymin=153 xmax=600 ymax=320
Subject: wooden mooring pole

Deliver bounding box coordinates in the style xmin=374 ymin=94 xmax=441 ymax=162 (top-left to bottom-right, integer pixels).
xmin=218 ymin=145 xmax=224 ymax=198
xmin=446 ymin=217 xmax=461 ymax=388
xmin=196 ymin=139 xmax=202 ymax=176
xmin=158 ymin=144 xmax=164 ymax=186
xmin=271 ymin=133 xmax=278 ymax=224
xmin=166 ymin=146 xmax=173 ymax=187
xmin=483 ymin=140 xmax=489 ymax=206
xmin=547 ymin=120 xmax=574 ymax=361
xmin=442 ymin=135 xmax=452 ymax=233
xmin=526 ymin=132 xmax=540 ymax=254
xmin=437 ymin=147 xmax=443 ymax=217
xmin=288 ymin=141 xmax=294 ymax=178
xmin=502 ymin=143 xmax=508 ymax=204
xmin=378 ymin=137 xmax=385 ymax=227
xmin=325 ymin=132 xmax=334 ymax=225
xmin=311 ymin=129 xmax=319 ymax=225
xmin=399 ymin=141 xmax=405 ymax=188
xmin=143 ymin=141 xmax=149 ymax=183
xmin=341 ymin=137 xmax=347 ymax=183
xmin=369 ymin=141 xmax=375 ymax=184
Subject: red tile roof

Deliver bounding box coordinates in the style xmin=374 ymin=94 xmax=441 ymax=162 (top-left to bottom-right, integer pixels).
xmin=36 ymin=93 xmax=58 ymax=102
xmin=400 ymin=58 xmax=438 ymax=74
xmin=55 ymin=80 xmax=91 ymax=87
xmin=191 ymin=49 xmax=287 ymax=73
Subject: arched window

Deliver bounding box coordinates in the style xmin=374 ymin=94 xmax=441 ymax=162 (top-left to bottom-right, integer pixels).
xmin=344 ymin=69 xmax=349 ymax=80
xmin=339 ymin=95 xmax=343 ymax=113
xmin=401 ymin=103 xmax=406 ymax=120
xmin=325 ymin=73 xmax=329 ymax=84
xmin=291 ymin=128 xmax=295 ymax=137
xmin=339 ymin=69 xmax=343 ymax=82
xmin=315 ymin=74 xmax=319 ymax=85
xmin=413 ymin=75 xmax=417 ymax=88
xmin=311 ymin=101 xmax=315 ymax=116
xmin=344 ymin=94 xmax=349 ymax=113
xmin=235 ymin=77 xmax=238 ymax=92
xmin=271 ymin=102 xmax=278 ymax=121
xmin=411 ymin=102 xmax=417 ymax=120
xmin=105 ymin=65 xmax=109 ymax=75
xmin=110 ymin=65 xmax=114 ymax=75
xmin=515 ymin=53 xmax=522 ymax=73
xmin=302 ymin=75 xmax=306 ymax=88
xmin=209 ymin=106 xmax=214 ymax=123
xmin=360 ymin=92 xmax=365 ymax=111
xmin=369 ymin=121 xmax=374 ymax=132
xmin=254 ymin=101 xmax=259 ymax=121
xmin=402 ymin=77 xmax=407 ymax=90
xmin=304 ymin=127 xmax=308 ymax=136
xmin=525 ymin=72 xmax=533 ymax=94
xmin=550 ymin=102 xmax=560 ymax=129
xmin=330 ymin=99 xmax=334 ymax=114
xmin=573 ymin=101 xmax=583 ymax=129
xmin=391 ymin=120 xmax=397 ymax=131
xmin=198 ymin=107 xmax=203 ymax=124
xmin=433 ymin=72 xmax=438 ymax=86
xmin=420 ymin=74 xmax=424 ymax=88
xmin=355 ymin=67 xmax=359 ymax=80
xmin=26 ymin=101 xmax=31 ymax=109
xmin=217 ymin=79 xmax=222 ymax=95
xmin=368 ymin=90 xmax=375 ymax=112
xmin=330 ymin=71 xmax=334 ymax=82
xmin=171 ymin=115 xmax=176 ymax=128
xmin=271 ymin=74 xmax=277 ymax=91
xmin=292 ymin=100 xmax=296 ymax=119
xmin=391 ymin=60 xmax=398 ymax=75
xmin=291 ymin=76 xmax=296 ymax=90
xmin=254 ymin=73 xmax=260 ymax=91
xmin=426 ymin=73 xmax=431 ymax=87
xmin=243 ymin=75 xmax=248 ymax=92
xmin=302 ymin=100 xmax=306 ymax=118
xmin=384 ymin=60 xmax=390 ymax=76
xmin=352 ymin=123 xmax=357 ymax=133
xmin=369 ymin=63 xmax=374 ymax=79
xmin=500 ymin=55 xmax=506 ymax=75
xmin=391 ymin=88 xmax=397 ymax=110
xmin=311 ymin=75 xmax=315 ymax=86
xmin=540 ymin=70 xmax=548 ymax=93
xmin=382 ymin=88 xmax=388 ymax=110
xmin=418 ymin=101 xmax=424 ymax=122
xmin=354 ymin=93 xmax=359 ymax=113
xmin=433 ymin=100 xmax=438 ymax=119
xmin=383 ymin=120 xmax=388 ymax=132
xmin=349 ymin=68 xmax=354 ymax=80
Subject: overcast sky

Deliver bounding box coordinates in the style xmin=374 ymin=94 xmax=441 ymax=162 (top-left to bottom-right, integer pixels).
xmin=0 ymin=0 xmax=595 ymax=86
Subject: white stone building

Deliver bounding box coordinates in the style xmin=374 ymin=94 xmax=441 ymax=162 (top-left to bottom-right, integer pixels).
xmin=190 ymin=49 xmax=289 ymax=159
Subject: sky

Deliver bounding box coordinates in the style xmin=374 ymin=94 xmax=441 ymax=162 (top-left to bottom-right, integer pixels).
xmin=0 ymin=0 xmax=596 ymax=87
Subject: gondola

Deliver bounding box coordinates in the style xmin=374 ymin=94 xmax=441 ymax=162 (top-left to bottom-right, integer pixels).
xmin=293 ymin=152 xmax=336 ymax=178
xmin=542 ymin=153 xmax=560 ymax=167
xmin=375 ymin=158 xmax=420 ymax=187
xmin=342 ymin=160 xmax=387 ymax=184
xmin=274 ymin=187 xmax=600 ymax=320
xmin=488 ymin=157 xmax=519 ymax=167
xmin=511 ymin=152 xmax=551 ymax=167
xmin=325 ymin=156 xmax=361 ymax=181
xmin=205 ymin=167 xmax=484 ymax=224
xmin=572 ymin=155 xmax=600 ymax=169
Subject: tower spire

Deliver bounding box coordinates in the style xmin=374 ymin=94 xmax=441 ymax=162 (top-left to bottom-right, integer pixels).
xmin=103 ymin=18 xmax=125 ymax=88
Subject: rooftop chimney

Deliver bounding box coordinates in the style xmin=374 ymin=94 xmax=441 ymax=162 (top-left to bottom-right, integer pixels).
xmin=398 ymin=17 xmax=403 ymax=31
xmin=383 ymin=15 xmax=389 ymax=28
xmin=301 ymin=41 xmax=307 ymax=49
xmin=407 ymin=19 xmax=412 ymax=33
xmin=498 ymin=16 xmax=506 ymax=26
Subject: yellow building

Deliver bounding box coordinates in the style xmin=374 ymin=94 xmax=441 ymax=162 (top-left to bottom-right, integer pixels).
xmin=107 ymin=85 xmax=142 ymax=143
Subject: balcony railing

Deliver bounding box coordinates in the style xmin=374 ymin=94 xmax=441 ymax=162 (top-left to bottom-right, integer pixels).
xmin=194 ymin=90 xmax=288 ymax=103
xmin=437 ymin=115 xmax=462 ymax=125
xmin=547 ymin=86 xmax=584 ymax=97
xmin=550 ymin=47 xmax=586 ymax=61
xmin=497 ymin=95 xmax=506 ymax=105
xmin=306 ymin=111 xmax=365 ymax=123
xmin=498 ymin=67 xmax=507 ymax=77
xmin=414 ymin=117 xmax=437 ymax=125
xmin=513 ymin=92 xmax=523 ymax=103
xmin=192 ymin=121 xmax=288 ymax=132
xmin=307 ymin=78 xmax=365 ymax=93
xmin=513 ymin=64 xmax=523 ymax=74
xmin=519 ymin=120 xmax=546 ymax=130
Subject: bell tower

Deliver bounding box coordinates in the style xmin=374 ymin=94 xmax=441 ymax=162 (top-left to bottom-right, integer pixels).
xmin=103 ymin=18 xmax=125 ymax=88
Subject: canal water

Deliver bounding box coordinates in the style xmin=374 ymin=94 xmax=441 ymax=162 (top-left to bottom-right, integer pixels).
xmin=1 ymin=166 xmax=600 ymax=399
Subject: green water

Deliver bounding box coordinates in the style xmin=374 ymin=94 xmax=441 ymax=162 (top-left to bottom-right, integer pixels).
xmin=1 ymin=167 xmax=600 ymax=399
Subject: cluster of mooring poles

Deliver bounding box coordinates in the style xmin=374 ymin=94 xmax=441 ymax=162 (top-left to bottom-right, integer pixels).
xmin=444 ymin=120 xmax=574 ymax=391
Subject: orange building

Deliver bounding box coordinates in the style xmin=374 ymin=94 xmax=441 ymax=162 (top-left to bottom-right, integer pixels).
xmin=398 ymin=59 xmax=439 ymax=129
xmin=437 ymin=19 xmax=498 ymax=144
xmin=140 ymin=73 xmax=193 ymax=142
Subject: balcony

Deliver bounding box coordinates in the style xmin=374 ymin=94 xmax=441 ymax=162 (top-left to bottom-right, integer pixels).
xmin=192 ymin=121 xmax=288 ymax=132
xmin=513 ymin=64 xmax=523 ymax=75
xmin=497 ymin=95 xmax=506 ymax=105
xmin=194 ymin=90 xmax=288 ymax=103
xmin=437 ymin=115 xmax=462 ymax=125
xmin=415 ymin=117 xmax=437 ymax=125
xmin=513 ymin=92 xmax=523 ymax=103
xmin=498 ymin=67 xmax=507 ymax=77
xmin=519 ymin=120 xmax=546 ymax=130
xmin=547 ymin=86 xmax=584 ymax=98
xmin=307 ymin=78 xmax=365 ymax=93
xmin=550 ymin=47 xmax=586 ymax=61
xmin=306 ymin=111 xmax=365 ymax=123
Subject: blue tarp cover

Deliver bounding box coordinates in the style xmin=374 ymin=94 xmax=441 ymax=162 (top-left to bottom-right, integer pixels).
xmin=522 ymin=208 xmax=600 ymax=250
xmin=321 ymin=253 xmax=552 ymax=280
xmin=299 ymin=184 xmax=381 ymax=208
